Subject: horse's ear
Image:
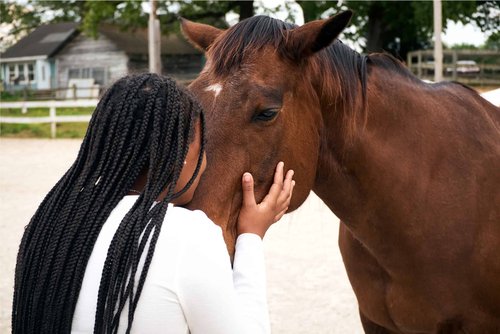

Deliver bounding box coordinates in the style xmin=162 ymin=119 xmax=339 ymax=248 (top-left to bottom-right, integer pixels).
xmin=180 ymin=18 xmax=224 ymax=51
xmin=286 ymin=10 xmax=353 ymax=60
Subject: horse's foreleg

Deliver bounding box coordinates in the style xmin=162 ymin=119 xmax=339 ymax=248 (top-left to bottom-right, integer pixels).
xmin=339 ymin=223 xmax=399 ymax=333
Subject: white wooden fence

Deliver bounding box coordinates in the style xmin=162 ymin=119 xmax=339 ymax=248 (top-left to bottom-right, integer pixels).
xmin=0 ymin=100 xmax=98 ymax=138
xmin=1 ymin=90 xmax=498 ymax=139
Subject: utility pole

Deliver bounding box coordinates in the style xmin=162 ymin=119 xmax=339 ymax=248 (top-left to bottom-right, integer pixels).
xmin=433 ymin=0 xmax=443 ymax=82
xmin=149 ymin=0 xmax=162 ymax=74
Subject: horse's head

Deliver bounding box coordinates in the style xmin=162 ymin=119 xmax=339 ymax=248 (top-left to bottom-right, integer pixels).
xmin=182 ymin=12 xmax=353 ymax=254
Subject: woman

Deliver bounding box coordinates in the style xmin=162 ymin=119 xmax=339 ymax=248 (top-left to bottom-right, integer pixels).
xmin=12 ymin=73 xmax=294 ymax=333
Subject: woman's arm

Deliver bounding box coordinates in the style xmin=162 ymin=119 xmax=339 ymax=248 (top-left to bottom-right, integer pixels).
xmin=177 ymin=228 xmax=269 ymax=334
xmin=177 ymin=162 xmax=294 ymax=334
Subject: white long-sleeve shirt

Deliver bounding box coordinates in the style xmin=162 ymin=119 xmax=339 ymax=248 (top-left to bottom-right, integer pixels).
xmin=72 ymin=195 xmax=270 ymax=334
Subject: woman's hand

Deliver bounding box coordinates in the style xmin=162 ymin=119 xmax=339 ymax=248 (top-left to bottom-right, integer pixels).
xmin=237 ymin=162 xmax=295 ymax=239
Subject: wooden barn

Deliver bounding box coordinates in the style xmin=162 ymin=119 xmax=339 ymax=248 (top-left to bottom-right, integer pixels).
xmin=0 ymin=22 xmax=203 ymax=97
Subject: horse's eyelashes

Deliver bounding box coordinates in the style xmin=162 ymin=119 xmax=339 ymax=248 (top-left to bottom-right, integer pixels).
xmin=252 ymin=109 xmax=279 ymax=122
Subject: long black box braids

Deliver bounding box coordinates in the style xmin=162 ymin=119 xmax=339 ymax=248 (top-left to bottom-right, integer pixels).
xmin=12 ymin=73 xmax=205 ymax=334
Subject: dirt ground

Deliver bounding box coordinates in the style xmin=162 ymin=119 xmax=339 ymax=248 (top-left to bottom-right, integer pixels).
xmin=0 ymin=138 xmax=363 ymax=333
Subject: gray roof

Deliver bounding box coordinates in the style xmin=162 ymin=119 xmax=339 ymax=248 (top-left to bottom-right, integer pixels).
xmin=2 ymin=22 xmax=78 ymax=59
xmin=1 ymin=22 xmax=200 ymax=60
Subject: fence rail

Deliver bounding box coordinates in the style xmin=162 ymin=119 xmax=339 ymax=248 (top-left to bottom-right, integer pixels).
xmin=0 ymin=100 xmax=97 ymax=138
xmin=1 ymin=89 xmax=499 ymax=139
xmin=407 ymin=49 xmax=500 ymax=85
xmin=2 ymin=86 xmax=103 ymax=101
xmin=2 ymin=79 xmax=193 ymax=101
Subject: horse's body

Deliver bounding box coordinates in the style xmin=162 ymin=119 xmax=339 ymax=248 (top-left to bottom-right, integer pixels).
xmin=317 ymin=71 xmax=500 ymax=332
xmin=182 ymin=12 xmax=500 ymax=333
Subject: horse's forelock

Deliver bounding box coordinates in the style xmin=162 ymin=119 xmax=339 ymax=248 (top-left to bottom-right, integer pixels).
xmin=208 ymin=16 xmax=296 ymax=76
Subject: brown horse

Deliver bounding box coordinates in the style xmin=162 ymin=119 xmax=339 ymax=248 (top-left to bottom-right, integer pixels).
xmin=182 ymin=11 xmax=500 ymax=333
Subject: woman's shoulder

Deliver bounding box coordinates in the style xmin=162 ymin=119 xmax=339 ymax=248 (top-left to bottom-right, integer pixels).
xmin=164 ymin=206 xmax=222 ymax=238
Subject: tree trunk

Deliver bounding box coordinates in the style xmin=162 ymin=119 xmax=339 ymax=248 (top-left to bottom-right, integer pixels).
xmin=365 ymin=4 xmax=386 ymax=53
xmin=296 ymin=1 xmax=327 ymax=22
xmin=238 ymin=1 xmax=254 ymax=21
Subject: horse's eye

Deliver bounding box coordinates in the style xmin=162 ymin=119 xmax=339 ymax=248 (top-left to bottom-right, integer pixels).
xmin=253 ymin=109 xmax=279 ymax=122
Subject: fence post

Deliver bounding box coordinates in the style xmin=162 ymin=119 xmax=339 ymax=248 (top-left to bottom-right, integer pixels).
xmin=452 ymin=50 xmax=458 ymax=81
xmin=72 ymin=84 xmax=77 ymax=100
xmin=50 ymin=105 xmax=56 ymax=138
xmin=417 ymin=51 xmax=422 ymax=78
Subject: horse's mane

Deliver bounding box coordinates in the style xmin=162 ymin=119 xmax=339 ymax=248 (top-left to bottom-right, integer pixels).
xmin=208 ymin=16 xmax=294 ymax=75
xmin=208 ymin=15 xmax=416 ymax=140
xmin=367 ymin=53 xmax=422 ymax=82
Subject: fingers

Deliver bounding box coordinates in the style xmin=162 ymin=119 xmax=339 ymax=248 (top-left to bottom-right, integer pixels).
xmin=275 ymin=179 xmax=295 ymax=221
xmin=241 ymin=172 xmax=256 ymax=208
xmin=265 ymin=162 xmax=284 ymax=202
xmin=238 ymin=163 xmax=296 ymax=239
xmin=277 ymin=169 xmax=294 ymax=204
xmin=273 ymin=161 xmax=285 ymax=185
xmin=274 ymin=207 xmax=288 ymax=222
xmin=250 ymin=161 xmax=295 ymax=212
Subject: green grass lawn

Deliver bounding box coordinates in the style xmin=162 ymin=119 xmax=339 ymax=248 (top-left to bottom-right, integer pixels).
xmin=0 ymin=107 xmax=94 ymax=117
xmin=0 ymin=107 xmax=94 ymax=138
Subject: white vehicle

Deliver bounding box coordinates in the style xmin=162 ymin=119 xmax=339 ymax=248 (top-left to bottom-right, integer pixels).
xmin=446 ymin=60 xmax=480 ymax=74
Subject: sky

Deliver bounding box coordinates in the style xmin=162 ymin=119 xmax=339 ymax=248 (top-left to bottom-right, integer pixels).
xmin=442 ymin=20 xmax=491 ymax=46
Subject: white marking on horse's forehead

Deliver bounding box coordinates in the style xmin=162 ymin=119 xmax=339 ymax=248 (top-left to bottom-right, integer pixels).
xmin=205 ymin=83 xmax=223 ymax=98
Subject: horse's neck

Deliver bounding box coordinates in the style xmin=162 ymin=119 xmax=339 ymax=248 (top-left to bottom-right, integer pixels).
xmin=312 ymin=66 xmax=419 ymax=228
xmin=313 ymin=63 xmax=499 ymax=237
xmin=312 ymin=115 xmax=367 ymax=226
xmin=313 ymin=62 xmax=500 ymax=276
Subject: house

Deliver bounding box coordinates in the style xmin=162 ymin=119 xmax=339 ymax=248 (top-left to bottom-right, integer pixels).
xmin=0 ymin=22 xmax=203 ymax=96
xmin=1 ymin=22 xmax=78 ymax=91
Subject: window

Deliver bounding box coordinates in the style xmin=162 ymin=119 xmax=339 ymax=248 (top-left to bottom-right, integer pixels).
xmin=6 ymin=63 xmax=35 ymax=84
xmin=27 ymin=64 xmax=34 ymax=81
xmin=92 ymin=68 xmax=105 ymax=85
xmin=67 ymin=67 xmax=107 ymax=86
xmin=68 ymin=68 xmax=80 ymax=79
xmin=18 ymin=68 xmax=25 ymax=82
xmin=8 ymin=65 xmax=16 ymax=83
xmin=82 ymin=68 xmax=91 ymax=79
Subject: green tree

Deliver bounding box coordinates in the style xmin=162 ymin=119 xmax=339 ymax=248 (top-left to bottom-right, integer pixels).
xmin=3 ymin=0 xmax=497 ymax=58
xmin=1 ymin=0 xmax=87 ymax=46
xmin=81 ymin=0 xmax=255 ymax=36
xmin=296 ymin=0 xmax=499 ymax=59
xmin=450 ymin=43 xmax=479 ymax=50
xmin=1 ymin=0 xmax=255 ymax=46
xmin=1 ymin=2 xmax=38 ymax=39
xmin=484 ymin=31 xmax=500 ymax=50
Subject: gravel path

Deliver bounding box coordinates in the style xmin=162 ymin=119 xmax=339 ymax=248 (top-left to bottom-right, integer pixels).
xmin=0 ymin=138 xmax=362 ymax=333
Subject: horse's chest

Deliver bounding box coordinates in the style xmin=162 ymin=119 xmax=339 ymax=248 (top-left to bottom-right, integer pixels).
xmin=340 ymin=225 xmax=444 ymax=332
xmin=383 ymin=283 xmax=440 ymax=331
xmin=358 ymin=272 xmax=439 ymax=331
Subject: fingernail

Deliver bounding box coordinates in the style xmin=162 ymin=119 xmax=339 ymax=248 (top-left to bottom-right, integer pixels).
xmin=243 ymin=173 xmax=251 ymax=182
